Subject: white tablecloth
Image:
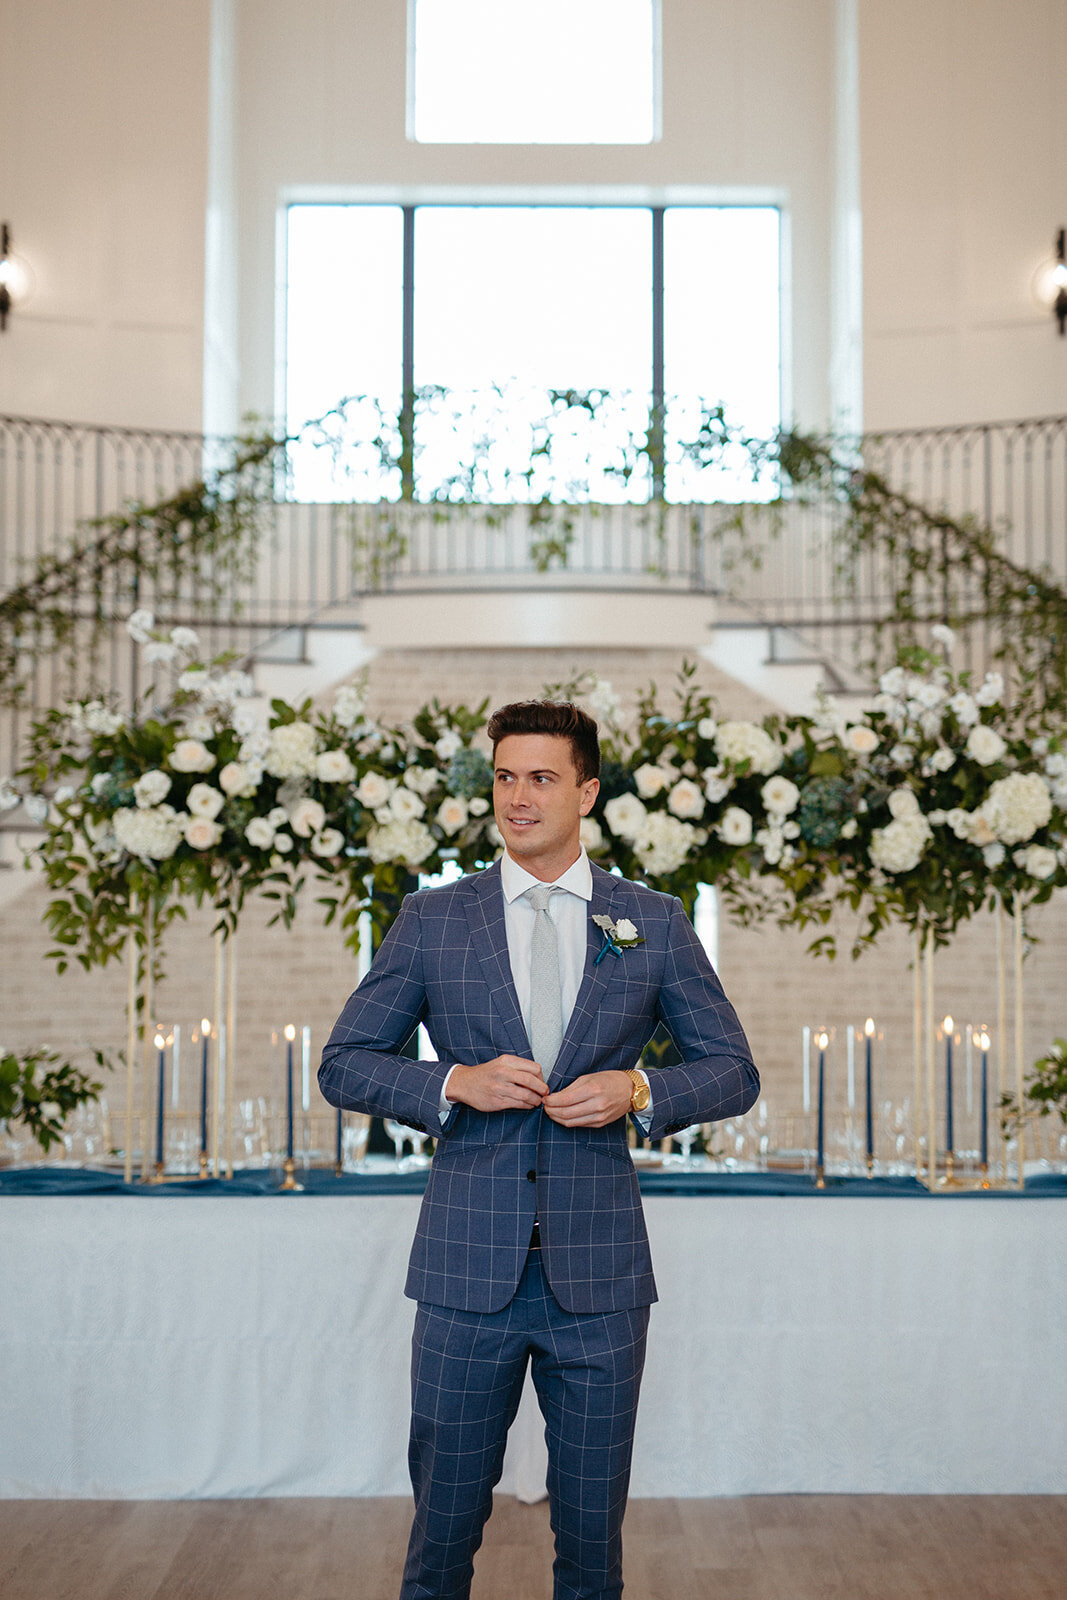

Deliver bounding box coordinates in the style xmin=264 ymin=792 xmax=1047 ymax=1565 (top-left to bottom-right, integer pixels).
xmin=2 ymin=1194 xmax=1065 ymax=1498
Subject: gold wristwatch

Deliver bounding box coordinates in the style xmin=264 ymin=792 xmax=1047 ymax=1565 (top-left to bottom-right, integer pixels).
xmin=625 ymin=1068 xmax=651 ymax=1113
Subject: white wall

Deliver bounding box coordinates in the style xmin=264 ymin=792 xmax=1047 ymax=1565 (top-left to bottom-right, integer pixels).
xmin=861 ymin=0 xmax=1067 ymax=429
xmin=229 ymin=0 xmax=844 ymax=435
xmin=0 ymin=0 xmax=212 ymax=431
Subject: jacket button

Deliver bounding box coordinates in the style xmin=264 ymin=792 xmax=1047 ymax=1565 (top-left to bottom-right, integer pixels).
xmin=526 ymin=1169 xmax=536 ymax=1182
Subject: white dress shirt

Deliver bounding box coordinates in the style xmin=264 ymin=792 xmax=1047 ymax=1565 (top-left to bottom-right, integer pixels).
xmin=439 ymin=847 xmax=651 ymax=1126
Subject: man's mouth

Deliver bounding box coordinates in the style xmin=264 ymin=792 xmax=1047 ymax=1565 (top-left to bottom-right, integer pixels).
xmin=507 ymin=817 xmax=539 ymax=828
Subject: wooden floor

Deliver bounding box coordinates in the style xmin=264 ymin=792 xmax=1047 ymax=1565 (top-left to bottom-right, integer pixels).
xmin=2 ymin=1495 xmax=1066 ymax=1600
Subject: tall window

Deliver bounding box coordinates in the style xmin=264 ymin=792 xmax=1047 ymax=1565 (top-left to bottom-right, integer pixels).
xmin=285 ymin=203 xmax=781 ymax=503
xmin=410 ymin=0 xmax=658 ymax=144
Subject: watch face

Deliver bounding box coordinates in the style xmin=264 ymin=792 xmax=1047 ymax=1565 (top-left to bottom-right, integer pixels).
xmin=632 ymin=1082 xmax=651 ymax=1111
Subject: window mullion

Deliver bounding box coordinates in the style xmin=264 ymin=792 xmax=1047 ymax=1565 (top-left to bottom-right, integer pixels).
xmin=650 ymin=205 xmax=665 ymax=501
xmin=401 ymin=205 xmax=416 ymax=500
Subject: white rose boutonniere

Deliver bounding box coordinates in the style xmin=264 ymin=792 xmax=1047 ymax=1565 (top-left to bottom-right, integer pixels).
xmin=592 ymin=912 xmax=645 ymax=964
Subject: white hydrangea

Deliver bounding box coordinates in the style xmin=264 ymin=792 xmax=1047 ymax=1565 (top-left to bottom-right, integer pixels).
xmin=134 ymin=770 xmax=172 ymax=809
xmin=929 ymin=747 xmax=956 ymax=773
xmin=632 ymin=813 xmax=698 ymax=876
xmin=356 ymin=771 xmax=396 ymax=810
xmin=667 ymin=778 xmax=705 ymax=819
xmin=697 ymin=717 xmax=718 ymax=740
xmin=869 ymin=814 xmax=932 ymax=874
xmin=845 ymin=724 xmax=879 ymax=755
xmin=143 ymin=640 xmax=177 ymax=665
xmin=183 ymin=815 xmax=222 ymax=850
xmin=719 ymin=806 xmax=754 ymax=846
xmin=931 ymin=624 xmax=956 ymax=650
xmin=332 ymin=684 xmax=366 ymax=731
xmin=311 ymin=828 xmax=344 ymax=857
xmin=170 ymin=738 xmax=215 ymax=774
xmin=316 ymin=749 xmax=356 ymax=785
xmin=367 ymin=818 xmax=436 ymax=867
xmin=170 ymin=626 xmax=200 ymax=651
xmin=579 ymin=816 xmax=605 ymax=854
xmin=264 ymin=721 xmax=318 ymax=779
xmin=436 ymin=796 xmax=469 ymax=836
xmin=178 ymin=669 xmax=209 ymax=695
xmin=982 ymin=842 xmax=1006 ymax=869
xmin=114 ymin=803 xmax=183 ymax=861
xmin=966 ymin=725 xmax=1007 ymax=766
xmin=980 ymin=772 xmax=1053 ymax=845
xmin=761 ymin=776 xmax=800 ymax=816
xmin=974 ymin=672 xmax=1004 ymax=707
xmin=126 ymin=608 xmax=155 ymax=644
xmin=387 ymin=787 xmax=426 ymax=822
xmin=1020 ymin=844 xmax=1057 ymax=880
xmin=82 ymin=703 xmax=125 ymax=736
xmin=755 ymin=824 xmax=785 ymax=865
xmin=714 ymin=721 xmax=781 ymax=775
xmin=404 ymin=764 xmax=440 ymax=796
xmin=702 ymin=767 xmax=734 ymax=803
xmin=634 ymin=763 xmax=671 ymax=799
xmin=878 ymin=666 xmax=907 ymax=698
xmin=434 ymin=731 xmax=462 ymax=761
xmin=187 ymin=782 xmax=225 ymax=820
xmin=889 ymin=743 xmax=914 ymax=767
xmin=603 ymin=793 xmax=648 ymax=841
xmin=182 ymin=715 xmax=215 ymax=742
xmin=288 ymin=797 xmax=327 ymax=838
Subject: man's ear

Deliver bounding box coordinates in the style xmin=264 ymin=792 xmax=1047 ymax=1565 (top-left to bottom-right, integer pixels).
xmin=579 ymin=777 xmax=600 ymax=816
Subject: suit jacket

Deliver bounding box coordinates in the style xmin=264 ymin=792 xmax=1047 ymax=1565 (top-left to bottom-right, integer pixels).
xmin=318 ymin=859 xmax=759 ymax=1314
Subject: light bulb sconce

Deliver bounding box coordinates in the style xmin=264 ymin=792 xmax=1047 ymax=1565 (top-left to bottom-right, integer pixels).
xmin=0 ymin=223 xmax=35 ymax=331
xmin=1054 ymin=228 xmax=1067 ymax=337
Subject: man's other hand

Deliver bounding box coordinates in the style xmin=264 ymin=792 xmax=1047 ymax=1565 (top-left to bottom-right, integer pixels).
xmin=542 ymin=1071 xmax=632 ymax=1128
xmin=446 ymin=1056 xmax=550 ymax=1113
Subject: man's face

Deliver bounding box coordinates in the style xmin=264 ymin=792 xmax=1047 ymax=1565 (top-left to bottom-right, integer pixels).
xmin=492 ymin=733 xmax=599 ymax=881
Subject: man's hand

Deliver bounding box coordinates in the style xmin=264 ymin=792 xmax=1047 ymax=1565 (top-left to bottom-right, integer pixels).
xmin=542 ymin=1071 xmax=633 ymax=1128
xmin=446 ymin=1055 xmax=550 ymax=1113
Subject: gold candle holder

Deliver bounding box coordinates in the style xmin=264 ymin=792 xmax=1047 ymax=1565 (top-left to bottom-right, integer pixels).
xmin=280 ymin=1155 xmax=304 ymax=1193
xmin=815 ymin=1163 xmax=826 ymax=1190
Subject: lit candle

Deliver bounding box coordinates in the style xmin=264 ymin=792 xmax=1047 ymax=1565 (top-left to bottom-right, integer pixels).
xmin=154 ymin=1030 xmax=167 ymax=1171
xmin=846 ymin=1025 xmax=856 ymax=1111
xmin=943 ymin=1015 xmax=955 ymax=1155
xmin=802 ymin=1026 xmax=811 ymax=1112
xmin=864 ymin=1018 xmax=875 ymax=1166
xmin=199 ymin=1018 xmax=211 ymax=1156
xmin=816 ymin=1029 xmax=828 ymax=1176
xmin=170 ymin=1026 xmax=181 ymax=1110
xmin=977 ymin=1028 xmax=990 ymax=1167
xmin=284 ymin=1024 xmax=296 ymax=1162
xmin=301 ymin=1026 xmax=311 ymax=1113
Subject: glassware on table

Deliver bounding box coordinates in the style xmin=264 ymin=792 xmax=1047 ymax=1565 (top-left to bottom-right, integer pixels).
xmin=341 ymin=1113 xmax=372 ymax=1172
xmin=401 ymin=1129 xmax=432 ymax=1171
xmin=663 ymin=1123 xmax=700 ymax=1168
xmin=62 ymin=1096 xmax=112 ymax=1167
xmin=384 ymin=1118 xmax=410 ymax=1165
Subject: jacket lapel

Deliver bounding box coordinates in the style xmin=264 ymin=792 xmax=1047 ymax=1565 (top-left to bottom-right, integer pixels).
xmin=547 ymin=868 xmax=625 ymax=1088
xmin=463 ymin=862 xmax=530 ymax=1056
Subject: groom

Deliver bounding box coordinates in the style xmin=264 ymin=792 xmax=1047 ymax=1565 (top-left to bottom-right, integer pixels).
xmin=319 ymin=699 xmax=758 ymax=1600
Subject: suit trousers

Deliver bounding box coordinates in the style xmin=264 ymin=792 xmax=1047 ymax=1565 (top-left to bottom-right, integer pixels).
xmin=401 ymin=1247 xmax=651 ymax=1600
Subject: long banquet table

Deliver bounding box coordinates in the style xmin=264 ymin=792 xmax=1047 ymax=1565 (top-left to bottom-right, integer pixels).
xmin=2 ymin=1168 xmax=1066 ymax=1500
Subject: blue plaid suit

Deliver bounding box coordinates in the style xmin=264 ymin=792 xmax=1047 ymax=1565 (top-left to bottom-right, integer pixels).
xmin=319 ymin=860 xmax=758 ymax=1598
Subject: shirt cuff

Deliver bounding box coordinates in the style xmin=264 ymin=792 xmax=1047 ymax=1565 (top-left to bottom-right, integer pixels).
xmin=438 ymin=1064 xmax=460 ymax=1131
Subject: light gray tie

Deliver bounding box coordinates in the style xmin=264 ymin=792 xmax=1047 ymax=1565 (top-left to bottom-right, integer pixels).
xmin=527 ymin=884 xmax=564 ymax=1078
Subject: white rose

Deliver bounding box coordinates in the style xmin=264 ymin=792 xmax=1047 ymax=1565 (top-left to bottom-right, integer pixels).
xmin=126 ymin=607 xmax=155 ymax=643
xmin=273 ymin=832 xmax=294 ymax=854
xmin=974 ymin=672 xmax=1004 ymax=707
xmin=667 ymin=778 xmax=705 ymax=820
xmin=469 ymin=797 xmax=489 ymax=817
xmin=182 ymin=715 xmax=215 ymax=741
xmin=267 ymin=806 xmax=288 ymax=827
xmin=357 ymin=771 xmax=396 ymax=809
xmin=245 ymin=817 xmax=276 ymax=849
xmin=436 ymin=796 xmax=469 ymax=836
xmin=1023 ymin=844 xmax=1057 ymax=880
xmin=170 ymin=739 xmax=215 ymax=774
xmin=614 ymin=917 xmax=638 ymax=942
xmin=289 ymin=797 xmax=327 ymax=838
xmin=134 ymin=770 xmax=172 ymax=809
xmin=83 ymin=704 xmax=125 ymax=735
xmin=756 ymin=825 xmax=784 ymax=865
xmin=948 ymin=692 xmax=979 ymax=727
xmin=714 ymin=721 xmax=781 ymax=775
xmin=404 ymin=765 xmax=440 ymax=796
xmin=332 ymin=684 xmax=366 ymax=730
xmin=178 ymin=669 xmax=209 ymax=695
xmin=697 ymin=717 xmax=717 ymax=740
xmin=719 ymin=806 xmax=753 ymax=846
xmin=761 ymin=776 xmax=800 ymax=816
xmin=966 ymin=725 xmax=1007 ymax=767
xmin=311 ymin=828 xmax=345 ymax=857
xmin=931 ymin=624 xmax=956 ymax=650
xmin=316 ymin=749 xmax=356 ymax=785
xmin=930 ymin=748 xmax=956 ymax=772
xmin=603 ymin=793 xmax=647 ymax=841
xmin=185 ymin=782 xmax=224 ymax=820
xmin=840 ymin=818 xmax=858 ymax=839
xmin=889 ymin=743 xmax=914 ymax=767
xmin=435 ymin=731 xmax=462 ymax=761
xmin=634 ymin=763 xmax=670 ymax=799
xmin=845 ymin=724 xmax=879 ymax=755
xmin=169 ymin=626 xmax=200 ymax=651
xmin=579 ymin=816 xmax=605 ymax=854
xmin=183 ymin=815 xmax=222 ymax=850
xmin=887 ymin=787 xmax=920 ymax=819
xmin=388 ymin=787 xmax=426 ymax=822
xmin=703 ymin=771 xmax=734 ymax=803
xmin=219 ymin=761 xmax=257 ymax=798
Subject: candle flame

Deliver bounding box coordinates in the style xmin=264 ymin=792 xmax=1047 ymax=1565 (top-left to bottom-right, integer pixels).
xmin=154 ymin=1033 xmax=166 ymax=1050
xmin=284 ymin=1023 xmax=296 ymax=1041
xmin=816 ymin=1030 xmax=829 ymax=1050
xmin=943 ymin=1015 xmax=954 ymax=1035
xmin=979 ymin=1030 xmax=991 ymax=1052
xmin=201 ymin=1017 xmax=211 ymax=1034
xmin=864 ymin=1017 xmax=875 ymax=1037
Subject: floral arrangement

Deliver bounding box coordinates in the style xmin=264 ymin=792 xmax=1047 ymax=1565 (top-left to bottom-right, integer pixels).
xmin=1000 ymin=1037 xmax=1067 ymax=1137
xmin=0 ymin=1044 xmax=111 ymax=1154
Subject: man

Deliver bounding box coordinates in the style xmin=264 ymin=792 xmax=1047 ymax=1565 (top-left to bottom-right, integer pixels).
xmin=319 ymin=700 xmax=758 ymax=1600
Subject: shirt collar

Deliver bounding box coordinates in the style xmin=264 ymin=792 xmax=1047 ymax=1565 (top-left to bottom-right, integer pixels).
xmin=500 ymin=845 xmax=593 ymax=904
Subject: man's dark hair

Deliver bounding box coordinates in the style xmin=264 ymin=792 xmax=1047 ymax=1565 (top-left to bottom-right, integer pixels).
xmin=486 ymin=700 xmax=601 ymax=785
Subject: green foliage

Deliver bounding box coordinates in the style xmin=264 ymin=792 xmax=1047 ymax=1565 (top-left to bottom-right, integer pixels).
xmin=1000 ymin=1038 xmax=1067 ymax=1135
xmin=0 ymin=1045 xmax=112 ymax=1153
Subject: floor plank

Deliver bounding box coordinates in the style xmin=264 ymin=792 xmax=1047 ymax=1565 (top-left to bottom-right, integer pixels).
xmin=1 ymin=1495 xmax=1065 ymax=1600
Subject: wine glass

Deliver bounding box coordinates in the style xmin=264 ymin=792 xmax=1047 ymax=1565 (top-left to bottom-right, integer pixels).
xmin=383 ymin=1118 xmax=408 ymax=1166
xmin=402 ymin=1129 xmax=432 ymax=1171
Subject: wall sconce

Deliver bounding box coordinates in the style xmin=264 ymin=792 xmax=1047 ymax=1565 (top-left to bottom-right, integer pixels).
xmin=0 ymin=223 xmax=35 ymax=331
xmin=1031 ymin=228 xmax=1067 ymax=336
